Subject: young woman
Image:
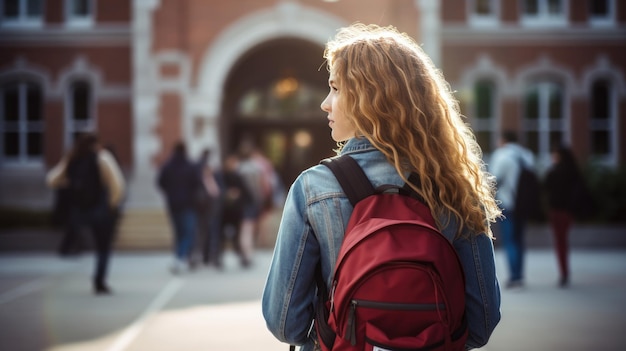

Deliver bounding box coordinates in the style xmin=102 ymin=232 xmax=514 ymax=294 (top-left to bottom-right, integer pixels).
xmin=47 ymin=133 xmax=125 ymax=294
xmin=544 ymin=144 xmax=587 ymax=288
xmin=262 ymin=23 xmax=501 ymax=350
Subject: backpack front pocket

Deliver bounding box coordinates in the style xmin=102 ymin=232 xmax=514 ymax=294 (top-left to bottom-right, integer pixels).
xmin=364 ymin=321 xmax=449 ymax=351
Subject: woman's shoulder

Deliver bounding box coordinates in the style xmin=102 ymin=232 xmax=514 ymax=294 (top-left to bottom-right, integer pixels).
xmin=296 ymin=162 xmax=338 ymax=188
xmin=300 ymin=153 xmax=398 ymax=194
xmin=287 ymin=161 xmax=347 ymax=206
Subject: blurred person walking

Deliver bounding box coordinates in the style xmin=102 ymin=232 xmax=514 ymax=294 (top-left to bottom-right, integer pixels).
xmin=490 ymin=131 xmax=536 ymax=289
xmin=216 ymin=153 xmax=254 ymax=268
xmin=237 ymin=141 xmax=275 ymax=267
xmin=46 ymin=133 xmax=125 ymax=295
xmin=194 ymin=148 xmax=222 ymax=267
xmin=239 ymin=140 xmax=277 ymax=211
xmin=544 ymin=144 xmax=593 ymax=288
xmin=157 ymin=141 xmax=203 ymax=274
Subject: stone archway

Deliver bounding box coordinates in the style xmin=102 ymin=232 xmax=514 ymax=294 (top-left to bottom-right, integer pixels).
xmin=119 ymin=2 xmax=346 ymax=249
xmin=191 ymin=2 xmax=346 ymax=163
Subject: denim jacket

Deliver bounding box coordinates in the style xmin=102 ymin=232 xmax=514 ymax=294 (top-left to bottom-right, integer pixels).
xmin=262 ymin=137 xmax=501 ymax=350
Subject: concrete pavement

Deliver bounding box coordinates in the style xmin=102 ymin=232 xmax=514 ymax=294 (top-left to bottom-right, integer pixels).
xmin=0 ymin=250 xmax=284 ymax=351
xmin=1 ymin=247 xmax=626 ymax=350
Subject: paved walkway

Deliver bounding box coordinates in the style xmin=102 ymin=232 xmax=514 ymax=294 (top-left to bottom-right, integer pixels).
xmin=1 ymin=248 xmax=625 ymax=351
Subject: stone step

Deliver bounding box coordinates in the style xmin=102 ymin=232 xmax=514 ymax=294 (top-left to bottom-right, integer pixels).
xmin=115 ymin=209 xmax=171 ymax=250
xmin=114 ymin=207 xmax=283 ymax=250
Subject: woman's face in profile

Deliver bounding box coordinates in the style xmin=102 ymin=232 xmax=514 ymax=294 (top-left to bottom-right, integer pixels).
xmin=320 ymin=69 xmax=356 ymax=142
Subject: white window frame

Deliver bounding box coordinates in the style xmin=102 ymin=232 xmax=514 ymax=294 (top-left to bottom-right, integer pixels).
xmin=0 ymin=79 xmax=44 ymax=164
xmin=589 ymin=0 xmax=615 ymax=27
xmin=520 ymin=0 xmax=568 ymax=27
xmin=471 ymin=78 xmax=498 ymax=154
xmin=64 ymin=79 xmax=96 ymax=148
xmin=522 ymin=80 xmax=568 ymax=167
xmin=589 ymin=78 xmax=618 ymax=166
xmin=0 ymin=0 xmax=44 ymax=28
xmin=459 ymin=56 xmax=507 ymax=163
xmin=65 ymin=0 xmax=94 ymax=28
xmin=467 ymin=0 xmax=500 ymax=27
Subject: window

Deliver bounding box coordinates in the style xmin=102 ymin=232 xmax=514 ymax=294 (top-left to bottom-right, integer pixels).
xmin=475 ymin=81 xmax=494 ymax=119
xmin=66 ymin=80 xmax=95 ymax=144
xmin=589 ymin=79 xmax=615 ymax=161
xmin=472 ymin=79 xmax=496 ymax=154
xmin=0 ymin=0 xmax=44 ymax=27
xmin=522 ymin=81 xmax=566 ymax=161
xmin=520 ymin=0 xmax=567 ymax=27
xmin=468 ymin=0 xmax=499 ymax=27
xmin=475 ymin=0 xmax=493 ymax=14
xmin=65 ymin=0 xmax=93 ymax=27
xmin=590 ymin=0 xmax=608 ymax=16
xmin=467 ymin=0 xmax=500 ymax=27
xmin=0 ymin=79 xmax=44 ymax=163
xmin=522 ymin=0 xmax=564 ymax=16
xmin=589 ymin=0 xmax=615 ymax=27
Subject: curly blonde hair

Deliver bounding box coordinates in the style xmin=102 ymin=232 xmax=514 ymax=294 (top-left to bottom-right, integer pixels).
xmin=324 ymin=23 xmax=501 ymax=238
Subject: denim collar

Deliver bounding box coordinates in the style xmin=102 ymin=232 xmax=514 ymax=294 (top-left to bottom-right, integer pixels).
xmin=340 ymin=137 xmax=377 ymax=155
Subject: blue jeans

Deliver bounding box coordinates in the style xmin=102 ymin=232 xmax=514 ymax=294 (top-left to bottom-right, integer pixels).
xmin=499 ymin=209 xmax=525 ymax=282
xmin=169 ymin=208 xmax=197 ymax=261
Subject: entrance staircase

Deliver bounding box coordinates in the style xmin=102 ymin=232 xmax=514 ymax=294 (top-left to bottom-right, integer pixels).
xmin=114 ymin=207 xmax=283 ymax=251
xmin=115 ymin=208 xmax=171 ymax=250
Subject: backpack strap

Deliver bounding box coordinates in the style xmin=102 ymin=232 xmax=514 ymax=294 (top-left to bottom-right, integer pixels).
xmin=321 ymin=155 xmax=375 ymax=207
xmin=401 ymin=172 xmax=428 ymax=203
xmin=315 ymin=155 xmax=375 ymax=350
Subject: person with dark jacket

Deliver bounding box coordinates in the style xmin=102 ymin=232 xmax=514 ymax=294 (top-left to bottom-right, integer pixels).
xmin=215 ymin=153 xmax=254 ymax=268
xmin=544 ymin=144 xmax=586 ymax=287
xmin=47 ymin=133 xmax=125 ymax=295
xmin=157 ymin=141 xmax=203 ymax=274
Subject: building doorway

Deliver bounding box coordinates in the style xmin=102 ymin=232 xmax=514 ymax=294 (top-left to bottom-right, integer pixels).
xmin=222 ymin=38 xmax=335 ymax=186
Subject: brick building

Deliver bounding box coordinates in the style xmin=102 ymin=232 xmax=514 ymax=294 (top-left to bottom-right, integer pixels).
xmin=1 ymin=0 xmax=131 ymax=208
xmin=440 ymin=0 xmax=626 ymax=171
xmin=1 ymin=0 xmax=624 ymax=246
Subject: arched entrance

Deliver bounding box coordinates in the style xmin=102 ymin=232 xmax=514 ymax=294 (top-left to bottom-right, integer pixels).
xmin=222 ymin=38 xmax=335 ymax=185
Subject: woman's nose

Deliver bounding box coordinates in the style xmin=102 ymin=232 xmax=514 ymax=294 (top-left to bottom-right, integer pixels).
xmin=320 ymin=94 xmax=330 ymax=112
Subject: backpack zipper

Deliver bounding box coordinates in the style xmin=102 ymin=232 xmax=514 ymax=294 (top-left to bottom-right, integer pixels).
xmin=347 ymin=301 xmax=357 ymax=345
xmin=352 ymin=299 xmax=446 ymax=311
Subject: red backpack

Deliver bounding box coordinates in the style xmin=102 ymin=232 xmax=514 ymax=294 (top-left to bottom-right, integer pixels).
xmin=314 ymin=155 xmax=468 ymax=351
